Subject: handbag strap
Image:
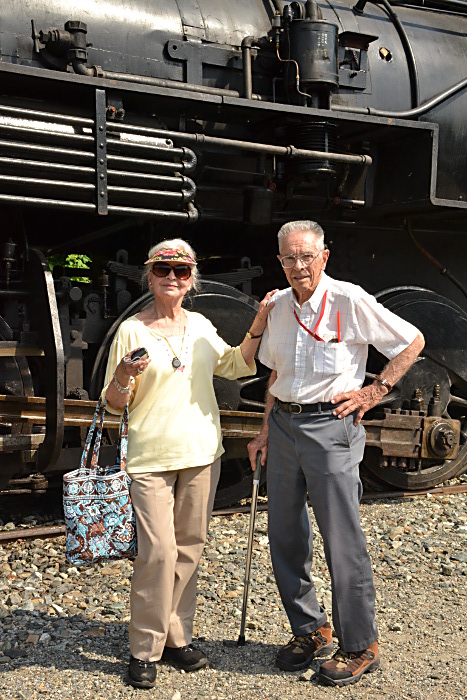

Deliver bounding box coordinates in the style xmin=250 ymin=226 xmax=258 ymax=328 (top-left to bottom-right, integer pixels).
xmin=80 ymin=397 xmax=129 ymax=472
xmin=90 ymin=397 xmax=108 ymax=468
xmin=114 ymin=404 xmax=129 ymax=471
xmin=80 ymin=396 xmax=106 ymax=471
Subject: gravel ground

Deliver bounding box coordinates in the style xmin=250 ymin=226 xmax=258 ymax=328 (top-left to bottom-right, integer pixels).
xmin=0 ymin=479 xmax=466 ymax=700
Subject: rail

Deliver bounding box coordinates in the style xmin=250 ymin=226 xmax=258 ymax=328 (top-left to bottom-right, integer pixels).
xmin=1 ymin=483 xmax=466 ymax=544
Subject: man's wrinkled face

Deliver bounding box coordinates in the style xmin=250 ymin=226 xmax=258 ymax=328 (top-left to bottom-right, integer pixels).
xmin=278 ymin=231 xmax=329 ymax=300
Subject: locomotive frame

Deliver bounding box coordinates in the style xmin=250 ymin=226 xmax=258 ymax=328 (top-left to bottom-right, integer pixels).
xmin=0 ymin=0 xmax=466 ymax=505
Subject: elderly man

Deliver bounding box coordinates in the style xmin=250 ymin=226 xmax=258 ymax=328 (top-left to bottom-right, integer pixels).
xmin=248 ymin=220 xmax=424 ymax=687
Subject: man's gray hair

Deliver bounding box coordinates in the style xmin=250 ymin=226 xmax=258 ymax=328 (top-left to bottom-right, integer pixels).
xmin=277 ymin=221 xmax=326 ymax=252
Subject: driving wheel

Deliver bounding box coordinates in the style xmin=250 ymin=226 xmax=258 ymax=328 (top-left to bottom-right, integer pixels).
xmin=90 ymin=281 xmax=269 ymax=507
xmin=361 ymin=288 xmax=467 ymax=490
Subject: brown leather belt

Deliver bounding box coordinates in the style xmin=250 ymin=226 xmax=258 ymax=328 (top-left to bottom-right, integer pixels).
xmin=275 ymin=399 xmax=335 ymax=415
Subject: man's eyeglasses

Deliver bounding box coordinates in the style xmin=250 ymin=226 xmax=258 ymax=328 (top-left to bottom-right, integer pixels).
xmin=280 ymin=252 xmax=321 ymax=269
xmin=151 ymin=263 xmax=192 ymax=280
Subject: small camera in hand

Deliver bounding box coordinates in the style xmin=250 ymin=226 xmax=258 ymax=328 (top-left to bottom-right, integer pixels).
xmin=124 ymin=347 xmax=149 ymax=364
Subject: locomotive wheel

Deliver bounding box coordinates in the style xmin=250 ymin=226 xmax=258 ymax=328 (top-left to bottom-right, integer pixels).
xmin=361 ymin=288 xmax=467 ymax=490
xmin=90 ymin=281 xmax=269 ymax=508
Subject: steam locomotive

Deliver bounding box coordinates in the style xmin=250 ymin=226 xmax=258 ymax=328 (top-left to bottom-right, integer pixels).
xmin=1 ymin=0 xmax=466 ymax=506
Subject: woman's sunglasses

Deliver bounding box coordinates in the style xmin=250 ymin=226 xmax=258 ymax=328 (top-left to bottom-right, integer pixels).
xmin=151 ymin=262 xmax=192 ymax=280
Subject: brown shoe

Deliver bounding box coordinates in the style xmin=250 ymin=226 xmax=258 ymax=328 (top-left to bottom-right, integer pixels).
xmin=318 ymin=641 xmax=380 ymax=686
xmin=276 ymin=622 xmax=333 ymax=671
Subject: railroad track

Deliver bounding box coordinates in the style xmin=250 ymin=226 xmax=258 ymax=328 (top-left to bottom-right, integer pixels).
xmin=1 ymin=482 xmax=466 ymax=544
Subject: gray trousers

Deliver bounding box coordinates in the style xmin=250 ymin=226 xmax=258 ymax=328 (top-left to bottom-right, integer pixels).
xmin=267 ymin=404 xmax=378 ymax=652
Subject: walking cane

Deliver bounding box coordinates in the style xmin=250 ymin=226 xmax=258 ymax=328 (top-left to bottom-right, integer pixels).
xmin=237 ymin=451 xmax=263 ymax=646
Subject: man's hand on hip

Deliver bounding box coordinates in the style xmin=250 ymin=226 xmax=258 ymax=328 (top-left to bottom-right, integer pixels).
xmin=331 ymin=384 xmax=387 ymax=425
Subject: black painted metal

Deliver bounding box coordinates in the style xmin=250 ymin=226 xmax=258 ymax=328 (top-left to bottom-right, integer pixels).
xmin=95 ymin=89 xmax=108 ymax=215
xmin=26 ymin=249 xmax=65 ymax=473
xmin=362 ymin=288 xmax=467 ymax=489
xmin=0 ymin=0 xmax=466 ymax=501
xmin=0 ymin=95 xmax=199 ymax=219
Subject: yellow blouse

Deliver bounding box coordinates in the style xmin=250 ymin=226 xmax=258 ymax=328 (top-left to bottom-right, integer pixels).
xmin=102 ymin=311 xmax=255 ymax=473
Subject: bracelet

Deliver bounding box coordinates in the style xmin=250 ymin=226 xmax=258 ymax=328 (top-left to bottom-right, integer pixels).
xmin=245 ymin=330 xmax=263 ymax=340
xmin=113 ymin=372 xmax=131 ymax=394
xmin=375 ymin=375 xmax=392 ymax=392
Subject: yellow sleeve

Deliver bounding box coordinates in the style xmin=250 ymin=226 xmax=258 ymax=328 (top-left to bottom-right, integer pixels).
xmin=214 ymin=344 xmax=256 ymax=380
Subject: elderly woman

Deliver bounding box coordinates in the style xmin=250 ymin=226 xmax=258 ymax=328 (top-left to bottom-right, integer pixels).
xmin=103 ymin=238 xmax=276 ymax=688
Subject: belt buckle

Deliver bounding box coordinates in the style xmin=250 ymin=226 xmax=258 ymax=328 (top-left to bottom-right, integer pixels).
xmin=289 ymin=402 xmax=302 ymax=414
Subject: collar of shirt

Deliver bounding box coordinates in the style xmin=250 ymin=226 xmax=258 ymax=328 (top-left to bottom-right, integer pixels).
xmin=287 ymin=271 xmax=329 ymax=313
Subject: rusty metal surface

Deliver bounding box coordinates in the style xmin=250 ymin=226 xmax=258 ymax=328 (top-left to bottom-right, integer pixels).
xmin=0 ymin=341 xmax=45 ymax=357
xmin=0 ymin=395 xmax=263 ymax=436
xmin=0 ymin=395 xmax=463 ymax=489
xmin=1 ymin=483 xmax=466 ymax=544
xmin=0 ymin=524 xmax=66 ymax=542
xmin=420 ymin=415 xmax=461 ymax=460
xmin=364 ymin=412 xmax=423 ymax=458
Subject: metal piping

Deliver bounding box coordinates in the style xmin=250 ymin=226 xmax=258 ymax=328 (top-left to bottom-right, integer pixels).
xmin=333 ymin=77 xmax=467 ymax=118
xmin=0 ymin=123 xmax=93 ymax=146
xmin=101 ymin=70 xmax=255 ymax=99
xmin=241 ymin=37 xmax=257 ymax=100
xmin=108 ymin=153 xmax=197 ymax=174
xmin=0 ymin=175 xmax=194 ymax=201
xmin=391 ymin=0 xmax=467 ymax=13
xmin=107 ymin=123 xmax=373 ymax=167
xmin=0 ymin=139 xmax=93 ymax=162
xmin=240 ymin=36 xmax=270 ymax=100
xmin=0 ymin=142 xmax=193 ymax=175
xmin=0 ymin=157 xmax=193 ymax=188
xmin=71 ymin=57 xmax=95 ymax=78
xmin=406 ymin=220 xmax=467 ymax=298
xmin=0 ymin=194 xmax=196 ymax=219
xmin=0 ymin=103 xmax=93 ymax=127
xmin=270 ymin=0 xmax=284 ymax=13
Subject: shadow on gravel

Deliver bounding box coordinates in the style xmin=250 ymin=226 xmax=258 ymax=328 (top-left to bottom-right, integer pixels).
xmin=1 ymin=611 xmax=284 ymax=677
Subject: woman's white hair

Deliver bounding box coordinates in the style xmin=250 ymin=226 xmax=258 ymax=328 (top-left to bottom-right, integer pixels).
xmin=277 ymin=220 xmax=326 ymax=253
xmin=143 ymin=238 xmax=200 ymax=292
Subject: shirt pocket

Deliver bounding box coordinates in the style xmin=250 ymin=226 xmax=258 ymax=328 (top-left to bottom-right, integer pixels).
xmin=313 ymin=341 xmax=355 ymax=376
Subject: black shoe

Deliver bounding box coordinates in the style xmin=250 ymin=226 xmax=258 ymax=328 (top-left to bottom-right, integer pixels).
xmin=162 ymin=644 xmax=208 ymax=671
xmin=128 ymin=655 xmax=157 ymax=688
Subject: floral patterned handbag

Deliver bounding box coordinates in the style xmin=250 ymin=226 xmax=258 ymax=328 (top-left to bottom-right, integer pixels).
xmin=63 ymin=397 xmax=137 ymax=565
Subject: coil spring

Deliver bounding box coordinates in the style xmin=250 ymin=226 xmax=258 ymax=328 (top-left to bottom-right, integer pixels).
xmin=295 ymin=121 xmax=337 ymax=179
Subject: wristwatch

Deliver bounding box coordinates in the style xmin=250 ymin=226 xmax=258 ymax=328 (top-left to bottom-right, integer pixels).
xmin=245 ymin=330 xmax=263 ymax=340
xmin=375 ymin=375 xmax=392 ymax=392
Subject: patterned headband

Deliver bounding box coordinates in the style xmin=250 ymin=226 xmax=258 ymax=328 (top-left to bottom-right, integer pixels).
xmin=144 ymin=248 xmax=197 ymax=265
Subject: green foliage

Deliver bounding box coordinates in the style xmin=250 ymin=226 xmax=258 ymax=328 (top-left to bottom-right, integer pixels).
xmin=48 ymin=253 xmax=92 ymax=283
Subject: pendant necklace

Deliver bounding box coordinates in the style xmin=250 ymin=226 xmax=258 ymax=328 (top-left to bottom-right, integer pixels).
xmin=159 ymin=328 xmax=186 ymax=370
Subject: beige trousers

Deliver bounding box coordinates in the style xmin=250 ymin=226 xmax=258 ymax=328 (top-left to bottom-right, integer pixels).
xmin=128 ymin=458 xmax=221 ymax=661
